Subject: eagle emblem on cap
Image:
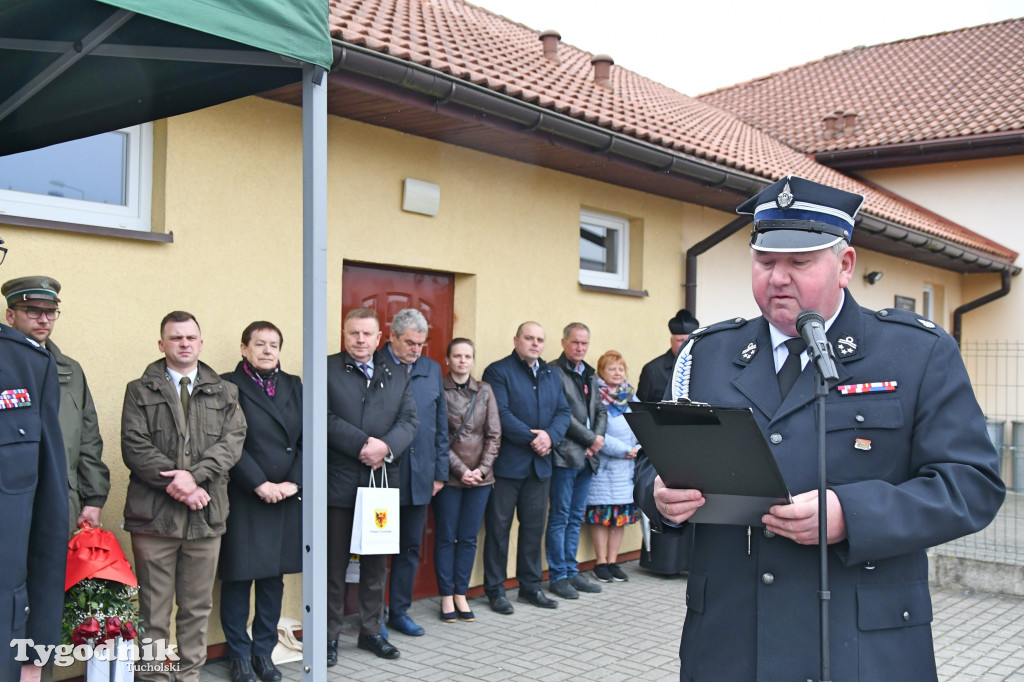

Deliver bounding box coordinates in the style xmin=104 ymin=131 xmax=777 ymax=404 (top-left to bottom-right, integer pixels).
xmin=776 ymin=181 xmax=794 ymax=210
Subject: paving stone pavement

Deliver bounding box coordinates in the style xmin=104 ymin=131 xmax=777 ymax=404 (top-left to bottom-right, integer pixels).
xmin=200 ymin=560 xmax=1024 ymax=681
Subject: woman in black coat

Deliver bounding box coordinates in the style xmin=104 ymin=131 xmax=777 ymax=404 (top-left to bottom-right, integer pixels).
xmin=219 ymin=321 xmax=302 ymax=682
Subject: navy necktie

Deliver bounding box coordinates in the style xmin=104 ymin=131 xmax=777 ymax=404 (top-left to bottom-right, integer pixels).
xmin=777 ymin=338 xmax=807 ymax=396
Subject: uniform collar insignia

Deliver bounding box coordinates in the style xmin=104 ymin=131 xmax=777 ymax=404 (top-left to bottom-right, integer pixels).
xmin=836 ymin=334 xmax=858 ymax=357
xmin=739 ymin=341 xmax=757 ymax=362
xmin=776 ymin=181 xmax=794 ymax=210
xmin=917 ymin=318 xmax=936 ymax=329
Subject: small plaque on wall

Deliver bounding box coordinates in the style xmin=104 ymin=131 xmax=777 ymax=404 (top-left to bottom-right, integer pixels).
xmin=894 ymin=295 xmax=916 ymax=312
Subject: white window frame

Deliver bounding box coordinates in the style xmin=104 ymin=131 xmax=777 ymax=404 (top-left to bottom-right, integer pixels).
xmin=0 ymin=123 xmax=153 ymax=232
xmin=922 ymin=284 xmax=935 ymax=322
xmin=579 ymin=209 xmax=629 ymax=290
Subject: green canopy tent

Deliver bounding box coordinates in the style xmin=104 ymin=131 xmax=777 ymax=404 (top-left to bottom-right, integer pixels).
xmin=0 ymin=2 xmax=331 ymax=677
xmin=0 ymin=0 xmax=331 ymax=153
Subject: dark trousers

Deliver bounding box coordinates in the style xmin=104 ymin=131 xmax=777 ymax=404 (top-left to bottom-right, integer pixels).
xmin=327 ymin=506 xmax=388 ymax=639
xmin=220 ymin=576 xmax=285 ymax=660
xmin=432 ymin=484 xmax=492 ymax=595
xmin=387 ymin=503 xmax=428 ymax=618
xmin=483 ymin=472 xmax=551 ymax=596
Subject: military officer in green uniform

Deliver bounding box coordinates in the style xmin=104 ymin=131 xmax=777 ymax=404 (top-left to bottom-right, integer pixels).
xmin=0 ymin=241 xmax=68 ymax=682
xmin=3 ymin=276 xmax=109 ymax=534
xmin=635 ymin=176 xmax=1005 ymax=680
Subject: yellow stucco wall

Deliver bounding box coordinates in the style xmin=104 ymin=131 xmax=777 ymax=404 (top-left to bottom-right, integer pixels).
xmin=2 ymin=95 xmax=987 ymax=661
xmin=862 ymin=157 xmax=1024 ymax=343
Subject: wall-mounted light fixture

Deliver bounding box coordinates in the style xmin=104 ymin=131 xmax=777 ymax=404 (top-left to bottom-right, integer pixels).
xmin=864 ymin=271 xmax=884 ymax=285
xmin=402 ymin=178 xmax=440 ymax=216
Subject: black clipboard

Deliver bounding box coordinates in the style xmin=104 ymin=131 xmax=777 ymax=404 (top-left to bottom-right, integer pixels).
xmin=626 ymin=402 xmax=791 ymax=525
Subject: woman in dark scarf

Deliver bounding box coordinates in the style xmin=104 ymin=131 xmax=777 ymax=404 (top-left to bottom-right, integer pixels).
xmin=219 ymin=321 xmax=303 ymax=682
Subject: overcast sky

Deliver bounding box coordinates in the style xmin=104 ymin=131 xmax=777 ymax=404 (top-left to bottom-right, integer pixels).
xmin=473 ymin=0 xmax=1024 ymax=95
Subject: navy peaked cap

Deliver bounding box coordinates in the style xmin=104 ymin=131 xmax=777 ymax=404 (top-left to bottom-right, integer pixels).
xmin=738 ymin=175 xmax=865 ymax=252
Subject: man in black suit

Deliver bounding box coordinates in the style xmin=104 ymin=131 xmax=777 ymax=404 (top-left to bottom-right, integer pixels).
xmin=326 ymin=308 xmax=418 ymax=663
xmin=636 ymin=309 xmax=699 ymax=403
xmin=0 ymin=237 xmax=68 ymax=682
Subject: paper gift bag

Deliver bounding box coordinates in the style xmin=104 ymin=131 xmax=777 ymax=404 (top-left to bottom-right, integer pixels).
xmin=350 ymin=466 xmax=400 ymax=555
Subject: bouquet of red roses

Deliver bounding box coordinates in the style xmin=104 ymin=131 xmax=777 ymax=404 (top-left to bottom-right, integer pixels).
xmin=62 ymin=525 xmax=142 ymax=647
xmin=63 ymin=579 xmax=141 ymax=646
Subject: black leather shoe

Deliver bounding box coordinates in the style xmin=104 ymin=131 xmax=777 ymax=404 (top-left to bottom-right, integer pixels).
xmin=357 ymin=633 xmax=401 ymax=660
xmin=251 ymin=656 xmax=281 ymax=682
xmin=488 ymin=594 xmax=515 ymax=615
xmin=230 ymin=659 xmax=257 ymax=682
xmin=517 ymin=590 xmax=558 ymax=609
xmin=326 ymin=640 xmax=338 ymax=668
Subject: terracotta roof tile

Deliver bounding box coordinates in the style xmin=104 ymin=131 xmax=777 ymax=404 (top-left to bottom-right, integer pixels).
xmin=699 ymin=18 xmax=1024 ymax=153
xmin=327 ymin=0 xmax=1015 ymax=262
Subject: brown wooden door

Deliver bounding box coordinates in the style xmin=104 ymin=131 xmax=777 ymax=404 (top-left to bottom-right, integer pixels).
xmin=342 ymin=262 xmax=454 ymax=601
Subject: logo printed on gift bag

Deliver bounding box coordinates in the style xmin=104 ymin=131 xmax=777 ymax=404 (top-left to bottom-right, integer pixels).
xmin=375 ymin=509 xmax=388 ymax=529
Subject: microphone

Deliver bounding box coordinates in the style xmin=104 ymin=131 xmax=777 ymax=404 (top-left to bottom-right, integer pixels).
xmin=796 ymin=310 xmax=839 ymax=383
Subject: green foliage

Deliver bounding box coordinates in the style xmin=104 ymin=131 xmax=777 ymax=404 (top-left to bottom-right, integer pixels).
xmin=61 ymin=579 xmax=142 ymax=647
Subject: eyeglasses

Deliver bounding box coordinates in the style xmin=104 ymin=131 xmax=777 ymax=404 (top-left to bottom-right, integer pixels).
xmin=14 ymin=305 xmax=60 ymax=321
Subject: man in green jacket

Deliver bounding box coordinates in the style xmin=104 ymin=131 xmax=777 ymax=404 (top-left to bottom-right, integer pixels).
xmin=122 ymin=311 xmax=246 ymax=682
xmin=3 ymin=275 xmax=110 ymax=534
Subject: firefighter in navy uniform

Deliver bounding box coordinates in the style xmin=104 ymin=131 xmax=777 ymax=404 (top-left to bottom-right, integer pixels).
xmin=635 ymin=176 xmax=1005 ymax=681
xmin=0 ymin=241 xmax=69 ymax=682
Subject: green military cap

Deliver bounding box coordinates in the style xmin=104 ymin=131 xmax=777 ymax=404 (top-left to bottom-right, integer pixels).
xmin=2 ymin=275 xmax=62 ymax=306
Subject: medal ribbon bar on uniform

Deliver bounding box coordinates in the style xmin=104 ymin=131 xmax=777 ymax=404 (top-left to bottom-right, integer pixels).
xmin=0 ymin=388 xmax=31 ymax=409
xmin=837 ymin=381 xmax=897 ymax=395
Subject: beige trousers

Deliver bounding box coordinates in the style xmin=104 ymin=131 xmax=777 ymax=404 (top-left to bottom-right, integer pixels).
xmin=130 ymin=534 xmax=221 ymax=682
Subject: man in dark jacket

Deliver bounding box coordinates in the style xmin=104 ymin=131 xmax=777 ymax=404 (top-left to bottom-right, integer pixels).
xmin=381 ymin=308 xmax=448 ymax=637
xmin=636 ymin=309 xmax=699 ymax=404
xmin=635 ymin=176 xmax=1005 ymax=680
xmin=546 ymin=322 xmax=607 ymax=600
xmin=3 ymin=276 xmax=110 ymax=535
xmin=326 ymin=308 xmax=418 ymax=663
xmin=0 ymin=239 xmax=68 ymax=682
xmin=122 ymin=311 xmax=246 ymax=682
xmin=481 ymin=322 xmax=571 ymax=614
xmin=636 ymin=309 xmax=700 ymax=576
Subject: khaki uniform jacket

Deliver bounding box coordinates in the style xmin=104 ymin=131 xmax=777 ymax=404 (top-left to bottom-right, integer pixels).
xmin=48 ymin=338 xmax=109 ymax=532
xmin=121 ymin=359 xmax=246 ymax=539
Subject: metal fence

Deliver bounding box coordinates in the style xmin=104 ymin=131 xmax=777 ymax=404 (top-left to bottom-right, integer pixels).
xmin=936 ymin=340 xmax=1024 ymax=565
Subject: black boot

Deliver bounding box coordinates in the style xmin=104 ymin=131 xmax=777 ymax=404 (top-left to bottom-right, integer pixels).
xmin=251 ymin=655 xmax=282 ymax=682
xmin=230 ymin=659 xmax=257 ymax=682
xmin=326 ymin=640 xmax=338 ymax=667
